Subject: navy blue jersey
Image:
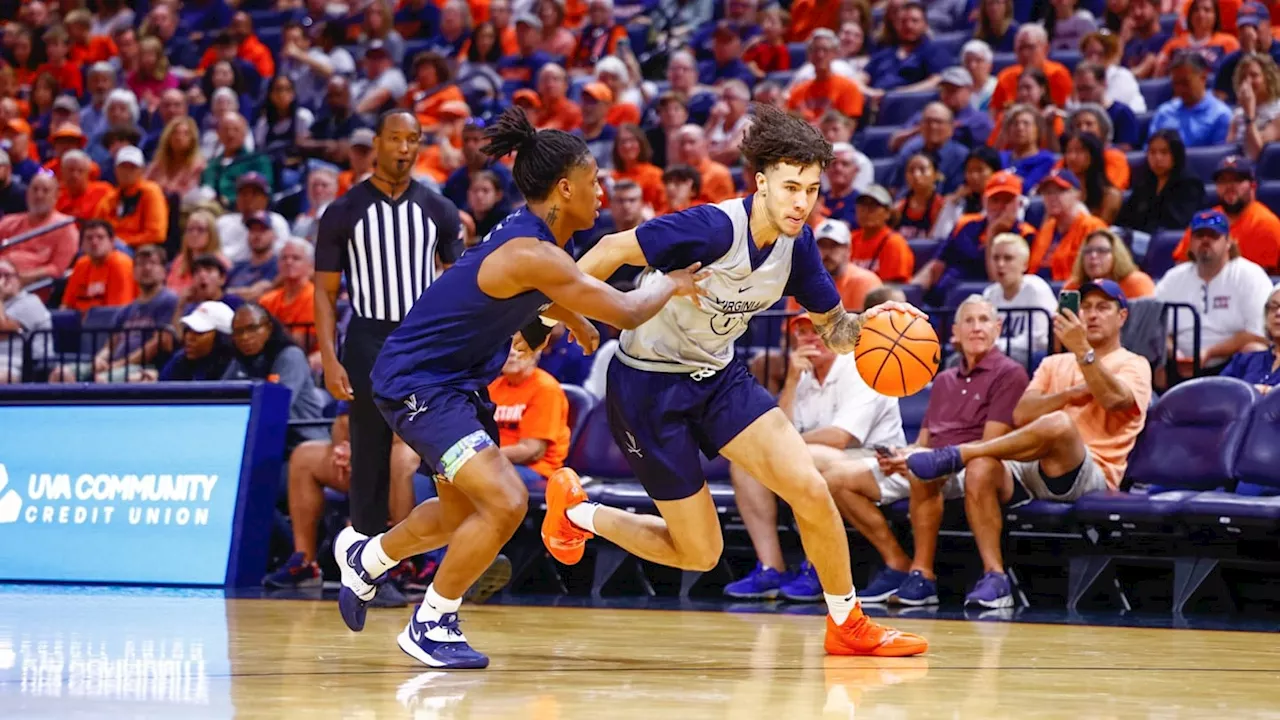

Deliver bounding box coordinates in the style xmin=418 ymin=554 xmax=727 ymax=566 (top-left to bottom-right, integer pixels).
xmin=371 ymin=209 xmax=559 ymax=398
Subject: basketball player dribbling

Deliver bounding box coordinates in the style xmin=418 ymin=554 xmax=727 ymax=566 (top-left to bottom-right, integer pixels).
xmin=331 ymin=107 xmax=708 ymax=668
xmin=543 ymin=104 xmax=930 ymax=657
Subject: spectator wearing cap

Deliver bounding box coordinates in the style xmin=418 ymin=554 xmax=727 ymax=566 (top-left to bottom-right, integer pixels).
xmin=50 ymin=244 xmax=180 ymax=384
xmin=886 ymin=102 xmax=969 ymax=196
xmin=226 ymin=213 xmax=281 ymax=303
xmin=893 ymin=68 xmax=995 ymax=153
xmin=95 ymin=145 xmax=169 ymax=248
xmin=404 ymin=52 xmax=468 ymax=130
xmin=532 ymin=64 xmax=583 ymax=132
xmin=159 ymin=300 xmax=237 ymax=382
xmin=89 ymin=123 xmax=146 ymax=189
xmin=202 ymin=113 xmax=274 ymax=209
xmin=1172 ymin=156 xmax=1280 ymax=271
xmin=0 ymin=257 xmax=52 ymax=383
xmin=1157 ymin=209 xmax=1272 ymax=376
xmin=848 ymin=185 xmax=915 ymax=283
xmin=1220 ymin=285 xmax=1280 ymax=394
xmin=593 ymin=56 xmax=643 ymax=126
xmin=353 ymin=41 xmax=410 ymax=118
xmin=61 ymin=220 xmax=137 ymax=315
xmin=1213 ymin=3 xmax=1280 ymax=104
xmin=918 ymin=171 xmax=1037 ymax=306
xmin=863 ymin=1 xmax=950 ymax=95
xmin=787 ymin=30 xmax=865 ymax=123
xmin=219 ymin=174 xmax=290 ymax=265
xmin=0 ymin=173 xmax=78 ymax=286
xmin=570 ymin=0 xmax=628 ymax=71
xmin=1224 ymin=52 xmax=1280 ymax=161
xmin=674 ymin=125 xmax=735 ymax=204
xmin=47 ymin=98 xmax=88 ymax=153
xmin=1148 ymin=51 xmax=1232 ymax=147
xmin=0 ymin=154 xmax=22 ymax=217
xmin=338 ymin=129 xmax=377 ymax=196
xmin=705 ymin=80 xmax=751 ymax=167
xmin=3 ymin=119 xmax=41 ymax=184
xmin=989 ymin=24 xmax=1075 ymax=115
xmin=260 ymin=237 xmax=317 ymax=354
xmin=699 ymin=22 xmax=758 ymax=88
xmin=44 ymin=121 xmax=97 ymax=178
xmin=56 ymin=149 xmax=113 ymax=221
xmin=1029 ymin=168 xmax=1108 ymax=281
xmin=496 ymin=14 xmax=555 ymax=89
xmin=1158 ymin=0 xmax=1241 ymax=74
xmin=576 ymin=83 xmax=619 ymax=170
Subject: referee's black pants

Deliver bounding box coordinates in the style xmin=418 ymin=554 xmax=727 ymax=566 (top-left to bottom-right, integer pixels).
xmin=342 ymin=316 xmax=401 ymax=536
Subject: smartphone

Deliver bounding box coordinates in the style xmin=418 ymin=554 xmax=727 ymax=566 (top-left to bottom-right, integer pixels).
xmin=872 ymin=445 xmax=894 ymax=459
xmin=1058 ymin=290 xmax=1080 ymax=316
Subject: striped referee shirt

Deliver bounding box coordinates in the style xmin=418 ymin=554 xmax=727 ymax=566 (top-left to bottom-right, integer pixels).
xmin=315 ymin=179 xmax=464 ymax=322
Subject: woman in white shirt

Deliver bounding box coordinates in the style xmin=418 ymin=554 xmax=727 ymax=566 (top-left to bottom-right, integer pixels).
xmin=1079 ymin=30 xmax=1146 ymax=113
xmin=982 ymin=232 xmax=1058 ymax=363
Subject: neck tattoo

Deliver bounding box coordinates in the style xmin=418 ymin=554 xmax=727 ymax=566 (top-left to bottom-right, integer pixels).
xmin=545 ymin=205 xmax=560 ymax=229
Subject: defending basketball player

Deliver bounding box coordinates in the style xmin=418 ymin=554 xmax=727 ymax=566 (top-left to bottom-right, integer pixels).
xmin=545 ymin=104 xmax=930 ymax=657
xmin=330 ymin=107 xmax=708 ymax=669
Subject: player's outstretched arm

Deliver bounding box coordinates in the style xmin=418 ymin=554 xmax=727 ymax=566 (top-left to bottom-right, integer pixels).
xmin=576 ymin=228 xmax=647 ymax=281
xmin=521 ymin=242 xmax=707 ymax=330
xmin=810 ymin=301 xmax=929 ymax=354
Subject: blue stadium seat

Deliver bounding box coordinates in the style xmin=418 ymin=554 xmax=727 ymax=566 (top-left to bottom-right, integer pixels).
xmin=943 ymin=280 xmax=990 ymax=308
xmin=81 ymin=305 xmax=122 ymax=355
xmin=1134 ymin=112 xmax=1154 ymax=146
xmin=1126 ymin=150 xmax=1145 ymax=180
xmin=1074 ymin=377 xmax=1257 ymax=532
xmin=765 ymin=69 xmax=795 ymax=87
xmin=1141 ymin=229 xmax=1184 ymax=278
xmin=1049 ymin=49 xmax=1082 ymax=71
xmin=906 ymin=238 xmax=938 ymax=272
xmin=561 ymin=384 xmax=596 ymax=447
xmin=1180 ymin=387 xmax=1280 ymax=531
xmin=858 ymin=126 xmax=899 ymax=159
xmin=729 ymin=165 xmax=744 ymax=192
xmin=1024 ymin=195 xmax=1045 ymax=228
xmin=787 ymin=42 xmax=807 ymax=68
xmin=49 ymin=310 xmax=80 ymax=355
xmin=898 ymin=385 xmax=931 ymax=443
xmin=931 ymin=31 xmax=969 ymax=56
xmin=873 ymin=157 xmax=895 ymax=186
xmin=991 ymin=52 xmax=1017 ymax=73
xmin=1256 ymin=181 xmax=1280 ymax=211
xmin=1184 ymin=145 xmax=1236 ymax=184
xmin=566 ymin=403 xmax=632 ymax=480
xmin=1159 ymin=12 xmax=1179 ymax=34
xmin=876 ymin=90 xmax=938 ymax=127
xmin=1202 ymin=183 xmax=1219 ymax=209
xmin=1257 ymin=143 xmax=1280 ymax=179
xmin=1138 ymin=78 xmax=1173 ymax=110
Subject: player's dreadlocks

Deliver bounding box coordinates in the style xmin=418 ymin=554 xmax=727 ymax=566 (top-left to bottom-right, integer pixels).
xmin=482 ymin=106 xmax=592 ymax=202
xmin=739 ymin=103 xmax=834 ymax=173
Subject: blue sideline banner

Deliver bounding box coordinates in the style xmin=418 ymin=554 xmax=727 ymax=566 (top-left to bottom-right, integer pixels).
xmin=0 ymin=382 xmax=291 ymax=586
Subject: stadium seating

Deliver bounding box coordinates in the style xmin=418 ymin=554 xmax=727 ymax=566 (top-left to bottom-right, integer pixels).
xmin=876 ymin=90 xmax=938 ymax=127
xmin=562 ymin=384 xmax=597 ymax=447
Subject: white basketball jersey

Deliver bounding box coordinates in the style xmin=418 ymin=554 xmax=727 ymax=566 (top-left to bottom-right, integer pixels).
xmin=617 ymin=198 xmax=797 ymax=375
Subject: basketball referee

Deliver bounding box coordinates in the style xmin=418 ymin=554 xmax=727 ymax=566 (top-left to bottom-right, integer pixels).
xmin=315 ymin=110 xmax=465 ymax=543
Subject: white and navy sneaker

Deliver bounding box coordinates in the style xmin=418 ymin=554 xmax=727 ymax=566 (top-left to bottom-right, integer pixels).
xmin=397 ymin=610 xmax=490 ymax=669
xmin=334 ymin=527 xmax=385 ymax=632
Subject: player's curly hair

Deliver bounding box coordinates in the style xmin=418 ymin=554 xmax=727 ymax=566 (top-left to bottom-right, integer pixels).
xmin=739 ymin=103 xmax=834 ymax=173
xmin=481 ymin=106 xmax=592 ymax=201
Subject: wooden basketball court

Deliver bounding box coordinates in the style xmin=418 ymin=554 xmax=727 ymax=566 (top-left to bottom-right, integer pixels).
xmin=2 ymin=587 xmax=1276 ymax=718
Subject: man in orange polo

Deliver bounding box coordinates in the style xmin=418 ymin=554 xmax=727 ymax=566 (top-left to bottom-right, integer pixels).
xmin=95 ymin=145 xmax=169 ymax=247
xmin=1030 ymin=168 xmax=1108 ymax=281
xmin=989 ymin=24 xmax=1074 ymax=114
xmin=55 ymin=150 xmax=111 ymax=220
xmin=786 ymin=29 xmax=865 ymax=124
xmin=532 ymin=63 xmax=583 ymax=132
xmin=848 ymin=185 xmax=915 ymax=283
xmin=1172 ymin=155 xmax=1280 ymax=273
xmin=674 ymin=124 xmax=735 ymax=203
xmin=260 ymin=237 xmax=316 ymax=353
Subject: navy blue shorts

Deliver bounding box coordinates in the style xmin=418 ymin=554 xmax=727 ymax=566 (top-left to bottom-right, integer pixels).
xmin=374 ymin=386 xmax=499 ymax=482
xmin=604 ymin=358 xmax=777 ymax=502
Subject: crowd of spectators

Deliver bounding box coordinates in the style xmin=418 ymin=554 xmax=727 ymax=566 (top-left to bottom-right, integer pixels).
xmin=1 ymin=0 xmax=1280 ymax=597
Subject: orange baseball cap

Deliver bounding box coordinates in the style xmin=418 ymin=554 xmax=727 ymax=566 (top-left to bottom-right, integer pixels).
xmin=437 ymin=100 xmax=471 ymax=119
xmin=983 ymin=170 xmax=1023 ymax=200
xmin=512 ymin=89 xmax=542 ymax=110
xmin=582 ymin=82 xmax=614 ymax=104
xmin=787 ymin=313 xmax=815 ymax=333
xmin=50 ymin=124 xmax=87 ymax=145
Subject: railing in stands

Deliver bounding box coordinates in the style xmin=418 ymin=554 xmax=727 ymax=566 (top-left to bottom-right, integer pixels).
xmin=2 ymin=327 xmax=180 ymax=384
xmin=0 ymin=217 xmax=77 ymax=252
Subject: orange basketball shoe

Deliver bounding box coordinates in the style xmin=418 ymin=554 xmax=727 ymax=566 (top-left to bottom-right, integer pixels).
xmin=541 ymin=468 xmax=594 ymax=565
xmin=824 ymin=603 xmax=928 ymax=657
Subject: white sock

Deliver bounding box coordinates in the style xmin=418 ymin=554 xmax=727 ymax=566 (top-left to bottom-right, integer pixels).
xmin=565 ymin=502 xmax=599 ymax=533
xmin=360 ymin=535 xmax=397 ymax=578
xmin=825 ymin=590 xmax=858 ymax=625
xmin=417 ymin=583 xmax=463 ymax=622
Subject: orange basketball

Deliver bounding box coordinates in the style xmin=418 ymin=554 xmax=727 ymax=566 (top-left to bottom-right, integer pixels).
xmin=854 ymin=311 xmax=940 ymax=397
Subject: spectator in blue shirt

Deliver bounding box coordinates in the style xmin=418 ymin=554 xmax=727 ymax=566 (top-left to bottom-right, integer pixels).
xmin=496 ymin=15 xmax=554 ymax=90
xmin=226 ymin=213 xmax=281 ymax=303
xmin=863 ymin=1 xmax=950 ymax=96
xmin=892 ymin=67 xmax=995 ymax=152
xmin=1148 ymin=51 xmax=1232 ymax=147
xmin=1120 ymin=0 xmax=1169 ymax=78
xmin=699 ymin=22 xmax=758 ymax=87
xmin=1222 ymin=285 xmax=1280 ymax=393
xmin=887 ymin=102 xmax=970 ymax=195
xmin=997 ymin=104 xmax=1058 ymax=191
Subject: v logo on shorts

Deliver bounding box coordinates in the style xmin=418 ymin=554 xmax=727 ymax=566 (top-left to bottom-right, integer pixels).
xmin=624 ymin=432 xmax=643 ymax=457
xmin=404 ymin=394 xmax=428 ymax=422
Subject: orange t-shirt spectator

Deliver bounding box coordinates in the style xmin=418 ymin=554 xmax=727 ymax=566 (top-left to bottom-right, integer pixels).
xmin=95 ymin=146 xmax=170 ymax=248
xmin=674 ymin=126 xmax=735 ymax=203
xmin=62 ymin=220 xmax=138 ymax=314
xmin=487 ymin=344 xmax=572 ymax=483
xmin=788 ymin=75 xmax=865 ymax=124
xmin=989 ymin=26 xmax=1074 ymax=114
xmin=1172 ymin=160 xmax=1280 ymax=272
xmin=1028 ymin=169 xmax=1109 ymax=281
xmin=259 ymin=239 xmax=317 ymax=350
xmin=848 ymin=187 xmax=916 ymax=283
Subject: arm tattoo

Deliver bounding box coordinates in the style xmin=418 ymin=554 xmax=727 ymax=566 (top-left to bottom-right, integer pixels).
xmin=545 ymin=205 xmax=560 ymax=229
xmin=812 ymin=305 xmax=865 ymax=355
